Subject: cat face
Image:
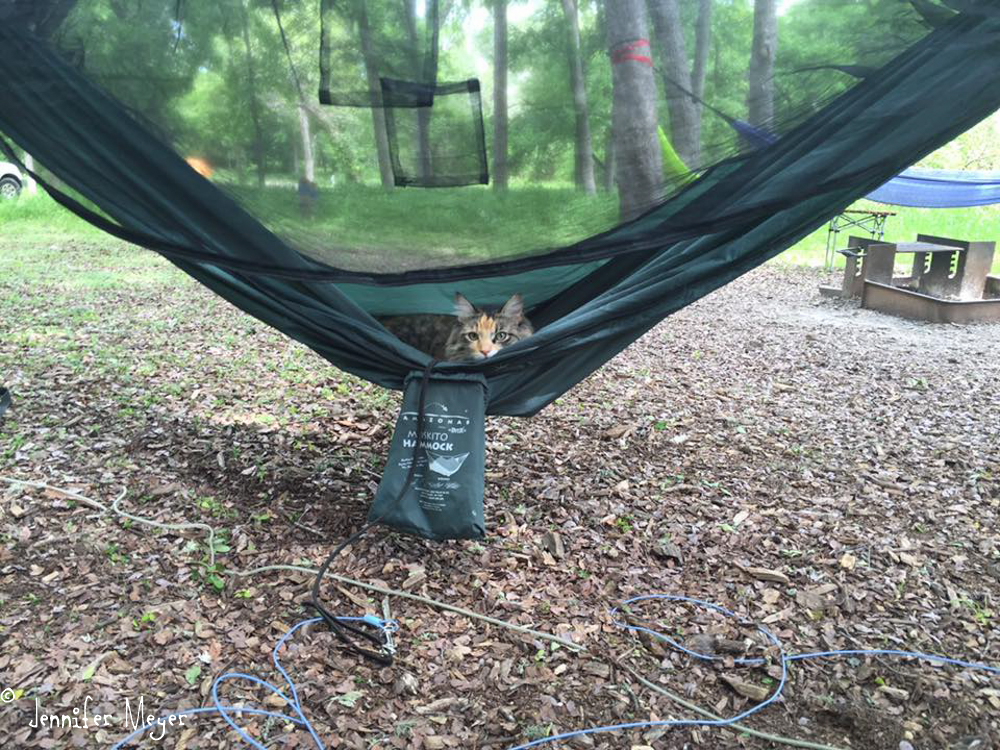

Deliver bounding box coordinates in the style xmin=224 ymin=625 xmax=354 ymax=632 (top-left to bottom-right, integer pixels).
xmin=444 ymin=293 xmax=534 ymax=362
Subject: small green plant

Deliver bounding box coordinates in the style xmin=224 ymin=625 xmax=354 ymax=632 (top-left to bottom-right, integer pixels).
xmin=132 ymin=611 xmax=158 ymax=631
xmin=203 ymin=567 xmax=225 ymax=591
xmin=209 ymin=536 xmax=231 ymax=555
xmin=524 ymin=724 xmax=553 ymax=741
xmin=195 ymin=551 xmax=227 ymax=591
xmin=334 ymin=690 xmax=364 ymax=708
xmin=393 ymin=721 xmax=415 ymax=738
xmin=614 ymin=515 xmax=633 ymax=534
xmin=105 ymin=543 xmax=127 ymax=565
xmin=198 ymin=496 xmax=222 ymax=514
xmin=235 ymin=589 xmax=254 ymax=599
xmin=2 ymin=433 xmax=26 ymax=460
xmin=959 ymin=598 xmax=993 ymax=626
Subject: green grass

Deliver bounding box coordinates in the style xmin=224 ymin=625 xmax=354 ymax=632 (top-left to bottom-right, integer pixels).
xmin=778 ymin=199 xmax=1000 ymax=274
xmin=0 ymin=190 xmax=105 ymax=241
xmin=0 ymin=237 xmax=177 ymax=288
xmin=2 ymin=187 xmax=998 ymax=276
xmin=228 ymin=181 xmax=619 ymax=269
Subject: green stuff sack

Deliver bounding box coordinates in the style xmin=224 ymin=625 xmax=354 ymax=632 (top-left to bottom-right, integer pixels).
xmin=369 ymin=371 xmax=487 ymax=540
xmin=658 ymin=126 xmax=694 ymax=185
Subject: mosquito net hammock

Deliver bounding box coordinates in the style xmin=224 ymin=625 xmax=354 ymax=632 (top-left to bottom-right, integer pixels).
xmin=2 ymin=0 xmax=999 ymax=537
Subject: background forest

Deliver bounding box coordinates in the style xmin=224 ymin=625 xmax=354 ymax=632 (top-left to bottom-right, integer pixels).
xmin=3 ymin=0 xmax=998 ymax=267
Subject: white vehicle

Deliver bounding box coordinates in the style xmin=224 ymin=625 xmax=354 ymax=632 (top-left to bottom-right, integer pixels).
xmin=0 ymin=161 xmax=24 ymax=199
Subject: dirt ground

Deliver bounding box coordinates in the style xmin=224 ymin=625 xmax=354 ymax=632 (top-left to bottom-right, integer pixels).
xmin=1 ymin=242 xmax=998 ymax=750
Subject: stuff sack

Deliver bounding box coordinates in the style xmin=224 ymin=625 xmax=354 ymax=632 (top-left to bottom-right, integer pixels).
xmin=369 ymin=371 xmax=487 ymax=540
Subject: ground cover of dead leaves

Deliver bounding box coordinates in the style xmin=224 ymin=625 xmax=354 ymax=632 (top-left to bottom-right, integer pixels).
xmin=0 ymin=240 xmax=998 ymax=750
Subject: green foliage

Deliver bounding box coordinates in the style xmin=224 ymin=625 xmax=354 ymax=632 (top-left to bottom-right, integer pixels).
xmin=0 ymin=191 xmax=103 ymax=241
xmin=4 ymin=0 xmax=996 ymax=274
xmin=184 ymin=664 xmax=202 ymax=685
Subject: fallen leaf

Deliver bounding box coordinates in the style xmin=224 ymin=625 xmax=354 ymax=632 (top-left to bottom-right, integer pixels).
xmin=720 ymin=675 xmax=770 ymax=701
xmin=739 ymin=565 xmax=790 ymax=585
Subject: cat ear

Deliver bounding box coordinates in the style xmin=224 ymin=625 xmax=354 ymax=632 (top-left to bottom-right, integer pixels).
xmin=500 ymin=294 xmax=524 ymax=318
xmin=453 ymin=293 xmax=477 ymax=318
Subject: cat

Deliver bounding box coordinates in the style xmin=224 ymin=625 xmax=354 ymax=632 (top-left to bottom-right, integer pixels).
xmin=378 ymin=293 xmax=534 ymax=362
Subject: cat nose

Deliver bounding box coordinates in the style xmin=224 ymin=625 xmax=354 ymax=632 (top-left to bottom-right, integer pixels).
xmin=485 ymin=349 xmax=498 ymax=358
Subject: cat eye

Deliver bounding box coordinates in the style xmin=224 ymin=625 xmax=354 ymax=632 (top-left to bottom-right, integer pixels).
xmin=494 ymin=332 xmax=510 ymax=343
xmin=465 ymin=332 xmax=478 ymax=342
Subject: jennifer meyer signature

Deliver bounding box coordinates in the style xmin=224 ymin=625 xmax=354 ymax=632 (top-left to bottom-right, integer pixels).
xmin=24 ymin=694 xmax=189 ymax=741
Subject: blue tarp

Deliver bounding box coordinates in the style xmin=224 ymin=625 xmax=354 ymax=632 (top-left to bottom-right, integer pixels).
xmin=868 ymin=167 xmax=1000 ymax=207
xmin=726 ymin=117 xmax=1000 ymax=209
xmin=731 ymin=120 xmax=1000 ymax=209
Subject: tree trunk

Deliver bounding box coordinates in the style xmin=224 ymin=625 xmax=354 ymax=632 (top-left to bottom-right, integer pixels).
xmin=649 ymin=0 xmax=699 ymax=167
xmin=747 ymin=0 xmax=777 ymax=128
xmin=603 ymin=126 xmax=616 ymax=192
xmin=23 ymin=152 xmax=37 ymax=195
xmin=493 ymin=0 xmax=509 ymax=191
xmin=690 ymin=0 xmax=713 ymax=161
xmin=692 ymin=0 xmax=712 ymax=102
xmin=358 ymin=4 xmax=396 ymax=189
xmin=298 ymin=106 xmax=315 ymax=182
xmin=561 ymin=0 xmax=596 ymax=194
xmin=404 ymin=0 xmax=434 ymax=182
xmin=606 ymin=0 xmax=661 ymax=221
xmin=238 ymin=1 xmax=266 ymax=188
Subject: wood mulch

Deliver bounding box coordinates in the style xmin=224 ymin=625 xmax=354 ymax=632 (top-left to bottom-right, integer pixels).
xmin=1 ymin=242 xmax=998 ymax=749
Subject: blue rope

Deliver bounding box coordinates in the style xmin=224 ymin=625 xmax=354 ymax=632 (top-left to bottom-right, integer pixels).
xmin=109 ymin=616 xmax=392 ymax=750
xmin=111 ymin=596 xmax=998 ymax=749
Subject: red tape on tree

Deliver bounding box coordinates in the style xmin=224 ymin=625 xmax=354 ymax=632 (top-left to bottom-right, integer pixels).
xmin=610 ymin=39 xmax=652 ymax=66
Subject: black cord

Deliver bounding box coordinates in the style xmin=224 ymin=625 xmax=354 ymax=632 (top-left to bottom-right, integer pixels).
xmin=0 ymin=386 xmax=10 ymax=420
xmin=270 ymin=0 xmax=306 ymax=103
xmin=309 ymin=360 xmax=437 ymax=664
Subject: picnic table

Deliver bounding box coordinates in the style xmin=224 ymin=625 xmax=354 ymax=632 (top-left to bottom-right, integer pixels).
xmin=825 ymin=234 xmax=996 ymax=301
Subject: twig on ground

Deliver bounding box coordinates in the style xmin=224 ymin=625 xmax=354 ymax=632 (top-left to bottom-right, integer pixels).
xmin=1 ymin=476 xmax=217 ymax=567
xmin=231 ymin=564 xmax=586 ymax=652
xmin=617 ymin=661 xmax=846 ymax=750
xmin=0 ymin=477 xmax=585 ymax=653
xmin=1 ymin=476 xmax=109 ymax=512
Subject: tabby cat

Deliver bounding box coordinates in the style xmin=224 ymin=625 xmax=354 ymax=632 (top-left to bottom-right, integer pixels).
xmin=379 ymin=293 xmax=534 ymax=362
